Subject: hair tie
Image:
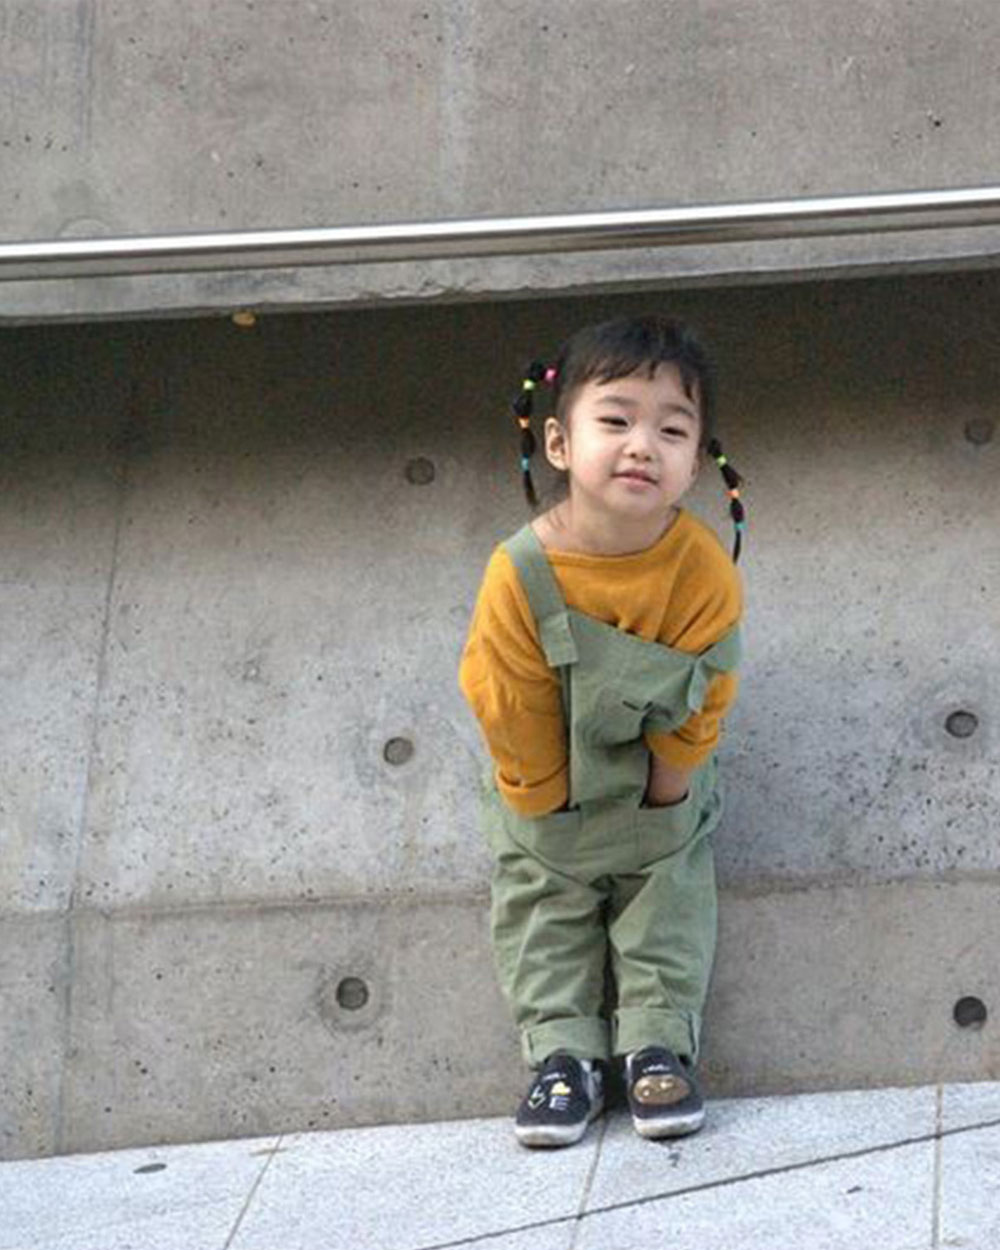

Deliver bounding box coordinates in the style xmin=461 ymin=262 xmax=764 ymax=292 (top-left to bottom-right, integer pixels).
xmin=510 ymin=359 xmax=556 ymax=509
xmin=707 ymin=439 xmax=746 ymax=563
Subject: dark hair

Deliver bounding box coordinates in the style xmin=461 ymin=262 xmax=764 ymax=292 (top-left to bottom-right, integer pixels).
xmin=552 ymin=315 xmax=716 ymax=447
xmin=510 ymin=313 xmax=745 ymax=560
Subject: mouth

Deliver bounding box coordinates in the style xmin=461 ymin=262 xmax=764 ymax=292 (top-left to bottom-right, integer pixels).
xmin=615 ymin=470 xmax=658 ymax=485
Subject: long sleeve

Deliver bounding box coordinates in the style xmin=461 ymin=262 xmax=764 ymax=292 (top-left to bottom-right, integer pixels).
xmin=458 ymin=547 xmax=569 ymax=815
xmin=642 ymin=522 xmax=742 ymax=769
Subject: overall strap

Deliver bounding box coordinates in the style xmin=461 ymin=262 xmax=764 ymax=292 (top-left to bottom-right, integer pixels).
xmin=681 ymin=624 xmax=744 ymax=717
xmin=502 ymin=525 xmax=578 ymax=670
xmin=698 ymin=623 xmax=742 ymax=673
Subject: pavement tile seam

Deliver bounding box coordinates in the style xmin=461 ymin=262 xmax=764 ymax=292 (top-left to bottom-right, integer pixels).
xmin=404 ymin=1112 xmax=1000 ymax=1250
xmin=569 ymin=1118 xmax=608 ymax=1250
xmin=931 ymin=1085 xmax=944 ymax=1250
xmin=222 ymin=1134 xmax=289 ymax=1250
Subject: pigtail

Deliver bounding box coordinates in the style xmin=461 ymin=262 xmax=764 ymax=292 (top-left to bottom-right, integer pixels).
xmin=707 ymin=439 xmax=746 ymax=564
xmin=511 ymin=360 xmax=557 ymax=509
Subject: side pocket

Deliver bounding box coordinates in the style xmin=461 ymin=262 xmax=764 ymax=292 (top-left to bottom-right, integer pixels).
xmin=634 ymin=787 xmax=701 ymax=864
xmin=480 ymin=786 xmax=584 ymax=863
xmin=506 ymin=807 xmax=583 ymax=865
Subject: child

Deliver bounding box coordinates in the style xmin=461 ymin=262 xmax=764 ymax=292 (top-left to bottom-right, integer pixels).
xmin=459 ymin=314 xmax=745 ymax=1148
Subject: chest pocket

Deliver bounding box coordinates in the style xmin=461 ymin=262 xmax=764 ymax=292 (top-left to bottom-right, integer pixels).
xmin=589 ymin=688 xmax=654 ymax=746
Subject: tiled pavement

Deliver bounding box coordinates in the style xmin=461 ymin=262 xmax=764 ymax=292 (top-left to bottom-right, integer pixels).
xmin=3 ymin=1081 xmax=999 ymax=1250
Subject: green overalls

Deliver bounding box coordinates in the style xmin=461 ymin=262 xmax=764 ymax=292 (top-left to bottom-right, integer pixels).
xmin=484 ymin=524 xmax=742 ymax=1068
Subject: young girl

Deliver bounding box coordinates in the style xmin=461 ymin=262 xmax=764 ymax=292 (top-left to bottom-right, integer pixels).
xmin=459 ymin=314 xmax=744 ymax=1148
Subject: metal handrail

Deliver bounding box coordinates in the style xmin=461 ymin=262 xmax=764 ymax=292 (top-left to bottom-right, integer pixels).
xmin=3 ymin=185 xmax=1000 ymax=282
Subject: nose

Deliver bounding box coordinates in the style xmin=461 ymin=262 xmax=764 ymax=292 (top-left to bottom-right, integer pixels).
xmin=624 ymin=424 xmax=656 ymax=460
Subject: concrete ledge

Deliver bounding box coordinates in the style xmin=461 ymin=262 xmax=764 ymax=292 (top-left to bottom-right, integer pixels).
xmin=54 ymin=896 xmax=518 ymax=1158
xmin=3 ymin=878 xmax=997 ymax=1160
xmin=0 ymin=915 xmax=68 ymax=1159
xmin=704 ymin=878 xmax=1000 ymax=1095
xmin=6 ymin=1 xmax=1000 ymax=320
xmin=5 ymin=228 xmax=1000 ymax=325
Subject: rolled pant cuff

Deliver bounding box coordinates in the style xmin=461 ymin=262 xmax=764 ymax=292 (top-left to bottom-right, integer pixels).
xmin=522 ymin=1017 xmax=611 ymax=1067
xmin=614 ymin=1007 xmax=700 ymax=1062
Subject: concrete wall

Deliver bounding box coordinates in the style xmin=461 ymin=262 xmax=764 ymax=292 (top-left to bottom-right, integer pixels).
xmin=5 ymin=1 xmax=1000 ymax=320
xmin=2 ymin=273 xmax=998 ymax=1159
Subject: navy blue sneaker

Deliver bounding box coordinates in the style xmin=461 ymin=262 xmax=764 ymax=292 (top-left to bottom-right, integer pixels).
xmin=626 ymin=1047 xmax=705 ymax=1138
xmin=514 ymin=1053 xmax=604 ymax=1148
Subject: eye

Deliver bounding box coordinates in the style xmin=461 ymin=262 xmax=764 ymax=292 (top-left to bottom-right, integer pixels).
xmin=661 ymin=425 xmax=690 ymax=439
xmin=598 ymin=415 xmax=628 ymax=428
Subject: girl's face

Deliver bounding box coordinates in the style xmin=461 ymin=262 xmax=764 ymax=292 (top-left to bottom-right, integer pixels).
xmin=543 ymin=363 xmax=701 ymax=532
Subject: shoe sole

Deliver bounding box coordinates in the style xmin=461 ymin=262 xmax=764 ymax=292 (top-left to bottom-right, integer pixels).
xmin=631 ymin=1107 xmax=705 ymax=1139
xmin=515 ymin=1097 xmax=605 ymax=1148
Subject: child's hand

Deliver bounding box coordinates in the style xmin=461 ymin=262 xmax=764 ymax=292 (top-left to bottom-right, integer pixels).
xmin=644 ymin=755 xmax=690 ymax=808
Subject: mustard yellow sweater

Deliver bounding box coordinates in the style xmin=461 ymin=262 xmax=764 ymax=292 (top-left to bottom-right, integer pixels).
xmin=459 ymin=509 xmax=742 ymax=816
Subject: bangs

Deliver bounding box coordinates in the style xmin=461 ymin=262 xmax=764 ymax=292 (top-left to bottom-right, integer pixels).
xmin=585 ymin=353 xmax=703 ymax=403
xmin=552 ymin=315 xmax=714 ymax=439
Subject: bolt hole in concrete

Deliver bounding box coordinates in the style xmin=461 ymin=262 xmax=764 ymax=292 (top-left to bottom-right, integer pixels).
xmin=964 ymin=416 xmax=996 ymax=445
xmin=336 ymin=977 xmax=370 ymax=1011
xmin=953 ymin=996 xmax=988 ymax=1029
xmin=945 ymin=710 xmax=979 ymax=739
xmin=133 ymin=1162 xmax=167 ymax=1174
xmin=383 ymin=736 xmax=415 ymax=765
xmin=405 ymin=456 xmax=436 ymax=484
